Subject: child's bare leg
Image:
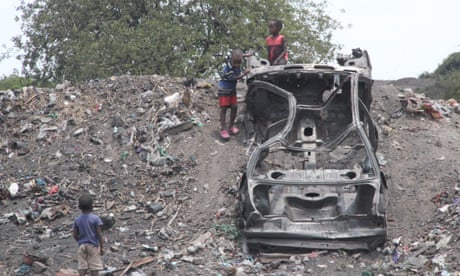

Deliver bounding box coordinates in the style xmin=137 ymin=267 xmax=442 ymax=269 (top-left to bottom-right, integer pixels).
xmin=220 ymin=107 xmax=227 ymax=130
xmin=229 ymin=104 xmax=238 ymax=127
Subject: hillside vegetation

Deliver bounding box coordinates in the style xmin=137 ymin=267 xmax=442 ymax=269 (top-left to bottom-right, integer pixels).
xmin=6 ymin=0 xmax=340 ymax=83
xmin=420 ymin=51 xmax=460 ymax=100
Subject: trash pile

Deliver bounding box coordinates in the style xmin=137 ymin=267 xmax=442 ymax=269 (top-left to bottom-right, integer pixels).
xmin=375 ymin=196 xmax=460 ymax=275
xmin=371 ymin=83 xmax=460 ymax=276
xmin=0 ymin=75 xmax=242 ymax=275
xmin=391 ymin=88 xmax=460 ymax=120
xmin=1 ymin=75 xmax=460 ymax=275
xmin=365 ymin=186 xmax=460 ymax=276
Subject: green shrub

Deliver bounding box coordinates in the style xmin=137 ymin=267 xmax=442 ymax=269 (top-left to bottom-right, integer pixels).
xmin=421 ymin=52 xmax=460 ymax=100
xmin=0 ymin=74 xmax=54 ymax=90
xmin=434 ymin=52 xmax=460 ymax=78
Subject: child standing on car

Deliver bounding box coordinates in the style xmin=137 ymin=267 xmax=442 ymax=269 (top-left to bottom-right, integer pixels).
xmin=266 ymin=19 xmax=288 ymax=65
xmin=73 ymin=193 xmax=104 ymax=276
xmin=218 ymin=49 xmax=250 ymax=140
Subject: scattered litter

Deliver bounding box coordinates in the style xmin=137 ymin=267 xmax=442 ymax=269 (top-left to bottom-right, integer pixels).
xmin=2 ymin=76 xmax=460 ymax=275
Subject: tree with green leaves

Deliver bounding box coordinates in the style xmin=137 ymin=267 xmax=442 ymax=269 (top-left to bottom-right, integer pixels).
xmin=420 ymin=52 xmax=460 ymax=100
xmin=12 ymin=0 xmax=341 ymax=82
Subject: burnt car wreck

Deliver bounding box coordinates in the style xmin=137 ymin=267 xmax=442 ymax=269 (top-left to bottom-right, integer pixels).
xmin=237 ymin=50 xmax=387 ymax=251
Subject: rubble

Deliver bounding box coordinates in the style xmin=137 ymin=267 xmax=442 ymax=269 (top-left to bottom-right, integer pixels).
xmin=1 ymin=75 xmax=460 ymax=275
xmin=0 ymin=75 xmax=225 ymax=274
xmin=394 ymin=88 xmax=458 ymax=119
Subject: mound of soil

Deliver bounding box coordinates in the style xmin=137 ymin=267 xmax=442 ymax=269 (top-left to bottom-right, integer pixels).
xmin=0 ymin=75 xmax=459 ymax=275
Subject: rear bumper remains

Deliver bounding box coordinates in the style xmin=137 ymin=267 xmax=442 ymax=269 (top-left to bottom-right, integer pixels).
xmin=243 ymin=216 xmax=386 ymax=250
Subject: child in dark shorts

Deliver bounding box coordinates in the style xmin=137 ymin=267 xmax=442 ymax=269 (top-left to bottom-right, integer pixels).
xmin=218 ymin=49 xmax=250 ymax=139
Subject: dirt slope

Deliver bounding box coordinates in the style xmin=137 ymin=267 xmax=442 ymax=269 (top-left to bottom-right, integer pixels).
xmin=1 ymin=75 xmax=459 ymax=275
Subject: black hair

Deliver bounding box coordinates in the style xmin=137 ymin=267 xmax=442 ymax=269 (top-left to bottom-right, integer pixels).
xmin=231 ymin=49 xmax=244 ymax=61
xmin=78 ymin=193 xmax=93 ymax=212
xmin=271 ymin=19 xmax=283 ymax=30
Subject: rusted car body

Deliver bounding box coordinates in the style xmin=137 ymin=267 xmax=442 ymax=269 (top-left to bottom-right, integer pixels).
xmin=238 ymin=51 xmax=387 ymax=251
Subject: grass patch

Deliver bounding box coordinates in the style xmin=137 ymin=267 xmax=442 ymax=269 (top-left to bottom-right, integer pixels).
xmin=214 ymin=222 xmax=241 ymax=240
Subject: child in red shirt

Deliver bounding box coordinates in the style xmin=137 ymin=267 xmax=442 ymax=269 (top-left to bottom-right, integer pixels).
xmin=266 ymin=19 xmax=288 ymax=65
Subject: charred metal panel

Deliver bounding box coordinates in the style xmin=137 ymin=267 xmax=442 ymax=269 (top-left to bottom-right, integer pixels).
xmin=238 ymin=52 xmax=386 ymax=251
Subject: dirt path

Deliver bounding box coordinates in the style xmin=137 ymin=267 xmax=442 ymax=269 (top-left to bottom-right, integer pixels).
xmin=373 ymin=83 xmax=460 ymax=242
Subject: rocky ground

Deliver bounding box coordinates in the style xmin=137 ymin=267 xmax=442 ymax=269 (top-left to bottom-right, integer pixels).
xmin=1 ymin=75 xmax=460 ymax=276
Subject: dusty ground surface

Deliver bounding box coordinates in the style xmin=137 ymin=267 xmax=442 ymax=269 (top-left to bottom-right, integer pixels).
xmin=1 ymin=75 xmax=460 ymax=276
